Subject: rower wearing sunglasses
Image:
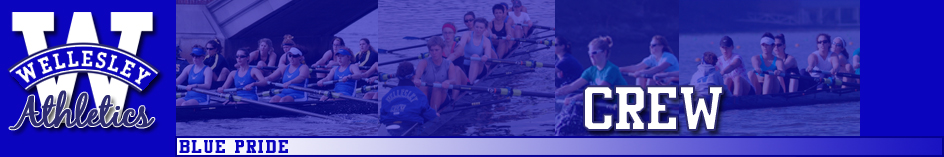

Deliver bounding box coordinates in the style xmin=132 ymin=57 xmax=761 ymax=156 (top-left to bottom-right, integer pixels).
xmin=771 ymin=34 xmax=801 ymax=93
xmin=618 ymin=35 xmax=680 ymax=88
xmin=204 ymin=39 xmax=233 ymax=88
xmin=265 ymin=47 xmax=311 ymax=103
xmin=750 ymin=32 xmax=781 ymax=95
xmin=176 ymin=46 xmax=214 ymax=106
xmin=806 ymin=33 xmax=841 ymax=89
xmin=216 ymin=48 xmax=268 ymax=102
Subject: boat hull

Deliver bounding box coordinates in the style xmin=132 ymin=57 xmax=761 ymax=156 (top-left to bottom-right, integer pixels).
xmin=176 ymin=100 xmax=377 ymax=122
xmin=720 ymin=88 xmax=859 ymax=110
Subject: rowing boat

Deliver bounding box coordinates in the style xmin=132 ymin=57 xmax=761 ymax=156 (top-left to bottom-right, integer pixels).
xmin=406 ymin=35 xmax=555 ymax=136
xmin=176 ymin=99 xmax=376 ymax=122
xmin=720 ymin=86 xmax=859 ymax=111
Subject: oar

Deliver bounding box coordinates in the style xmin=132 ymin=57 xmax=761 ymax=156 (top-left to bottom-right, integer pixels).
xmin=354 ymin=85 xmax=380 ymax=94
xmin=311 ymin=65 xmax=372 ymax=70
xmin=378 ymin=53 xmax=430 ymax=66
xmin=404 ymin=36 xmax=461 ymax=42
xmin=418 ymin=82 xmax=554 ymax=98
xmin=810 ymin=70 xmax=860 ymax=78
xmin=440 ymin=99 xmax=512 ymax=114
xmin=762 ymin=71 xmax=859 ymax=87
xmin=176 ymin=85 xmax=344 ymax=121
xmin=269 ymin=82 xmax=379 ymax=104
xmin=402 ymin=28 xmax=470 ymax=41
xmin=467 ymin=56 xmax=553 ymax=68
xmin=487 ymin=69 xmax=535 ymax=78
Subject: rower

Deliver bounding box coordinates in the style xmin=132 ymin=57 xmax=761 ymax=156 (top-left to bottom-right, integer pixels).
xmin=852 ymin=48 xmax=860 ymax=77
xmin=830 ymin=37 xmax=854 ymax=88
xmin=443 ymin=22 xmax=464 ymax=67
xmin=554 ymin=36 xmax=628 ymax=136
xmin=278 ymin=34 xmax=305 ymax=68
xmin=554 ymin=37 xmax=584 ymax=89
xmin=265 ymin=47 xmax=311 ymax=103
xmin=176 ymin=46 xmax=213 ymax=106
xmin=250 ymin=38 xmax=278 ymax=67
xmin=772 ymin=34 xmax=801 ymax=93
xmin=716 ymin=36 xmax=753 ymax=96
xmin=204 ymin=39 xmax=232 ymax=88
xmin=457 ymin=18 xmax=498 ymax=84
xmin=216 ymin=48 xmax=268 ymax=102
xmin=490 ymin=4 xmax=518 ymax=58
xmin=312 ymin=37 xmax=346 ymax=79
xmin=618 ymin=35 xmax=680 ymax=88
xmin=413 ymin=36 xmax=459 ymax=112
xmin=176 ymin=45 xmax=189 ymax=76
xmin=356 ymin=38 xmax=380 ymax=100
xmin=806 ymin=33 xmax=839 ymax=89
xmin=509 ymin=0 xmax=534 ymax=38
xmin=316 ymin=48 xmax=361 ymax=101
xmin=381 ymin=62 xmax=438 ymax=136
xmin=750 ymin=32 xmax=781 ymax=95
xmin=691 ymin=52 xmax=727 ymax=97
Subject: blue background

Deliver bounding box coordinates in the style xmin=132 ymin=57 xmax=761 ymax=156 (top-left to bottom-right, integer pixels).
xmin=1 ymin=0 xmax=942 ymax=156
xmin=0 ymin=0 xmax=174 ymax=156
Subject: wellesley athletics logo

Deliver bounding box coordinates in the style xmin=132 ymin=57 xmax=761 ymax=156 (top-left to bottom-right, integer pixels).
xmin=8 ymin=12 xmax=157 ymax=130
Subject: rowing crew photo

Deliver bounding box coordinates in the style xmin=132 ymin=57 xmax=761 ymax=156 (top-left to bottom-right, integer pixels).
xmin=175 ymin=0 xmax=381 ymax=136
xmin=378 ymin=0 xmax=557 ymax=136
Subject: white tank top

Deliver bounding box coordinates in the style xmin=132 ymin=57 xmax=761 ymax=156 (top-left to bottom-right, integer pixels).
xmin=718 ymin=54 xmax=747 ymax=78
xmin=811 ymin=51 xmax=833 ymax=77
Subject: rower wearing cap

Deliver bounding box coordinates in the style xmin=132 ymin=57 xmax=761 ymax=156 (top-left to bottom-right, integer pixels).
xmin=312 ymin=37 xmax=346 ymax=79
xmin=717 ymin=36 xmax=753 ymax=96
xmin=750 ymin=32 xmax=781 ymax=95
xmin=381 ymin=62 xmax=438 ymax=136
xmin=619 ymin=35 xmax=680 ymax=88
xmin=217 ymin=48 xmax=267 ymax=102
xmin=509 ymin=0 xmax=534 ymax=38
xmin=176 ymin=46 xmax=214 ymax=106
xmin=265 ymin=47 xmax=311 ymax=103
xmin=316 ymin=48 xmax=362 ymax=101
xmin=413 ymin=36 xmax=459 ymax=112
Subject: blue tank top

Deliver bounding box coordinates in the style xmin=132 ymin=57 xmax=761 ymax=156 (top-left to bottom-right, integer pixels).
xmin=234 ymin=67 xmax=257 ymax=96
xmin=282 ymin=65 xmax=305 ymax=87
xmin=333 ymin=65 xmax=356 ymax=96
xmin=187 ymin=65 xmax=208 ymax=97
xmin=757 ymin=55 xmax=778 ymax=76
xmin=463 ymin=33 xmax=489 ymax=65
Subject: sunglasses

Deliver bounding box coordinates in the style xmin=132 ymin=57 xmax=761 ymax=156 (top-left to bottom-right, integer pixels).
xmin=206 ymin=47 xmax=217 ymax=50
xmin=650 ymin=43 xmax=662 ymax=48
xmin=191 ymin=54 xmax=205 ymax=58
xmin=817 ymin=40 xmax=829 ymax=44
xmin=464 ymin=19 xmax=474 ymax=23
xmin=290 ymin=54 xmax=302 ymax=58
xmin=236 ymin=55 xmax=248 ymax=58
xmin=774 ymin=43 xmax=785 ymax=47
xmin=590 ymin=50 xmax=604 ymax=55
xmin=833 ymin=43 xmax=844 ymax=47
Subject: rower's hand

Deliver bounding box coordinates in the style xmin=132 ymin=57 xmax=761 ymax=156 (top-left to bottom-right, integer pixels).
xmin=368 ymin=76 xmax=378 ymax=83
xmin=320 ymin=95 xmax=328 ymax=101
xmin=441 ymin=81 xmax=451 ymax=89
xmin=243 ymin=84 xmax=254 ymax=91
xmin=340 ymin=76 xmax=350 ymax=82
xmin=317 ymin=81 xmax=325 ymax=87
xmin=773 ymin=70 xmax=782 ymax=76
xmin=216 ymin=87 xmax=224 ymax=93
xmin=282 ymin=83 xmax=290 ymax=88
xmin=413 ymin=79 xmax=422 ymax=87
xmin=632 ymin=71 xmax=643 ymax=77
xmin=563 ymin=96 xmax=573 ymax=106
xmin=186 ymin=85 xmax=195 ymax=91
